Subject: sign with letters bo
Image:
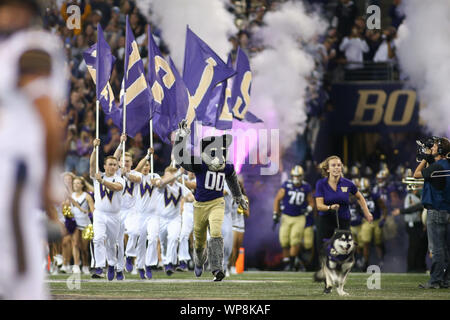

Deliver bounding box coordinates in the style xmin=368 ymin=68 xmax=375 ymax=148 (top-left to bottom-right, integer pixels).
xmin=329 ymin=82 xmax=424 ymax=133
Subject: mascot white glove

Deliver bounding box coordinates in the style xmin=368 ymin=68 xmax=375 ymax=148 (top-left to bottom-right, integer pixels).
xmin=234 ymin=195 xmax=249 ymax=211
xmin=176 ymin=119 xmax=190 ymax=140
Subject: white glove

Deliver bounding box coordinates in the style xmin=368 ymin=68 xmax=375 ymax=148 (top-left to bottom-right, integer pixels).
xmin=176 ymin=119 xmax=191 ymax=139
xmin=234 ymin=196 xmax=248 ymax=211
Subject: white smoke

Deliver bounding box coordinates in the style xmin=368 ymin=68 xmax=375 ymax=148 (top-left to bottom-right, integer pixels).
xmin=136 ymin=0 xmax=237 ymax=72
xmin=250 ymin=1 xmax=328 ymax=150
xmin=395 ymin=0 xmax=450 ymax=136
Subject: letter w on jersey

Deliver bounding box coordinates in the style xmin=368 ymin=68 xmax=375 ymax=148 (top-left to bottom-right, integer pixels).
xmin=164 ymin=187 xmax=182 ymax=207
xmin=123 ymin=181 xmax=135 ymax=196
xmin=100 ymin=183 xmax=114 ymax=202
xmin=140 ymin=182 xmax=154 ymax=197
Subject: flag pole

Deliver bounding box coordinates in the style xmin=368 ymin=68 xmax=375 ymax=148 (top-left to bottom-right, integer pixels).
xmin=122 ymin=93 xmax=127 ymax=168
xmin=96 ymin=100 xmax=100 ymax=174
xmin=150 ymin=119 xmax=154 ymax=175
xmin=123 ymin=15 xmax=129 ymax=169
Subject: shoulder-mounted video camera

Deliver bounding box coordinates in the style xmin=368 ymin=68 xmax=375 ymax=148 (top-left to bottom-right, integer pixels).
xmin=416 ymin=136 xmax=439 ymax=162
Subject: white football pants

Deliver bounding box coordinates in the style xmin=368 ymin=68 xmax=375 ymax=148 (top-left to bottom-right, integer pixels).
xmin=92 ymin=210 xmax=120 ymax=268
xmin=178 ymin=206 xmax=194 ymax=262
xmin=159 ymin=215 xmax=182 ymax=266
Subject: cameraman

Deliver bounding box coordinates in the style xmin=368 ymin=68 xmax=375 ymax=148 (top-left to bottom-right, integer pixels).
xmin=414 ymin=137 xmax=450 ymax=289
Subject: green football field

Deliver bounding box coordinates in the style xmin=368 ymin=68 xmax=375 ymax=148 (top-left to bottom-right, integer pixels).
xmin=47 ymin=270 xmax=450 ymax=300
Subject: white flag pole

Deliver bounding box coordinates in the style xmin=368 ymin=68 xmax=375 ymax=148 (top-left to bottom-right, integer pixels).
xmin=96 ymin=100 xmax=100 ymax=174
xmin=150 ymin=118 xmax=154 ymax=175
xmin=122 ymin=91 xmax=127 ymax=169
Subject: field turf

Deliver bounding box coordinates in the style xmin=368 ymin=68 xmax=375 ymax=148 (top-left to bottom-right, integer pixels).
xmin=47 ymin=270 xmax=449 ymax=300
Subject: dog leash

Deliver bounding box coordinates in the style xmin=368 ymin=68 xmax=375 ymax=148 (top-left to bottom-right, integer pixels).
xmin=334 ymin=208 xmax=340 ymax=230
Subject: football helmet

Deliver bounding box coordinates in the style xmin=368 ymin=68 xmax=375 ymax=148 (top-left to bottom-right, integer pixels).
xmin=290 ymin=165 xmax=304 ymax=186
xmin=376 ymin=168 xmax=389 ymax=188
xmin=350 ymin=165 xmax=360 ymax=179
xmin=359 ymin=177 xmax=371 ymax=197
xmin=395 ymin=165 xmax=405 ymax=178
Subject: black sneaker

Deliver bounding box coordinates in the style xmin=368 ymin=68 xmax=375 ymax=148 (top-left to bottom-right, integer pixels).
xmin=213 ymin=270 xmax=225 ymax=282
xmin=91 ymin=267 xmax=104 ymax=279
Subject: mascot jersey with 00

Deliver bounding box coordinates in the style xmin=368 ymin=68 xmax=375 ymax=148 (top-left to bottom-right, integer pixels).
xmin=173 ymin=120 xmax=245 ymax=207
xmin=192 ymin=163 xmax=235 ymax=202
xmin=280 ymin=180 xmax=312 ymax=216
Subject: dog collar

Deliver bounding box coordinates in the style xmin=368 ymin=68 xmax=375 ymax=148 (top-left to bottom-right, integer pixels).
xmin=327 ymin=244 xmax=351 ymax=262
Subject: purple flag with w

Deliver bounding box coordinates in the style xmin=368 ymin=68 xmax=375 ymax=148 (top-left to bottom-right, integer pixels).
xmin=82 ymin=24 xmax=118 ymax=119
xmin=117 ymin=16 xmax=155 ymax=138
xmin=229 ymin=47 xmax=262 ymax=123
xmin=147 ymin=26 xmax=189 ymax=144
xmin=183 ymin=26 xmax=235 ymax=127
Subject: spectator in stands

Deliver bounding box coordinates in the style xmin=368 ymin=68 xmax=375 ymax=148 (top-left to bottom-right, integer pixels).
xmin=363 ymin=29 xmax=382 ymax=62
xmin=83 ymin=23 xmax=97 ymax=46
xmin=332 ymin=0 xmax=358 ymax=40
xmin=389 ymin=0 xmax=406 ymax=30
xmin=91 ymin=0 xmax=113 ymax=28
xmin=238 ymin=30 xmax=251 ymax=56
xmin=322 ymin=37 xmax=337 ymax=71
xmin=91 ymin=9 xmax=103 ymax=28
xmin=65 ymin=124 xmax=79 ymax=173
xmin=76 ymin=129 xmax=94 ymax=178
xmin=129 ymin=12 xmax=145 ymax=38
xmin=373 ymin=27 xmax=397 ymax=63
xmin=339 ymin=25 xmax=369 ymax=70
xmin=61 ymin=0 xmax=92 ymax=36
xmin=354 ymin=16 xmax=366 ymax=35
xmin=103 ymin=126 xmax=121 ymax=156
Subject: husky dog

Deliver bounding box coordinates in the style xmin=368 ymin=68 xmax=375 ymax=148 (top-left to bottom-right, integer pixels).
xmin=314 ymin=230 xmax=356 ymax=296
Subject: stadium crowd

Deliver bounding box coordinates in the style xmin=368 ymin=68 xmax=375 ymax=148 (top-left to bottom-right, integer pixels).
xmin=39 ymin=0 xmax=431 ymax=276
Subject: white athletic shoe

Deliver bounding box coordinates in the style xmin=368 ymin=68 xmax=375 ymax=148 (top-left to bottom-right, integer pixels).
xmin=82 ymin=266 xmax=90 ymax=275
xmin=131 ymin=267 xmax=138 ymax=275
xmin=230 ymin=266 xmax=237 ymax=275
xmin=54 ymin=254 xmax=63 ymax=268
xmin=72 ymin=265 xmax=81 ymax=274
xmin=60 ymin=264 xmax=71 ymax=274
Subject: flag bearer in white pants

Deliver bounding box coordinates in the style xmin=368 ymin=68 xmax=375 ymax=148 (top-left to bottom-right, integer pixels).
xmin=113 ymin=135 xmax=142 ymax=279
xmin=89 ymin=139 xmax=124 ymax=281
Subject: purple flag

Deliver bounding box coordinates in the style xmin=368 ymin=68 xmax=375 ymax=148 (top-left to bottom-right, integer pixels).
xmin=147 ymin=26 xmax=189 ymax=144
xmin=117 ymin=16 xmax=155 ymax=138
xmin=230 ymin=47 xmax=262 ymax=123
xmin=182 ymin=26 xmax=236 ymax=127
xmin=82 ymin=24 xmax=117 ymax=116
xmin=214 ymin=53 xmax=234 ymax=130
